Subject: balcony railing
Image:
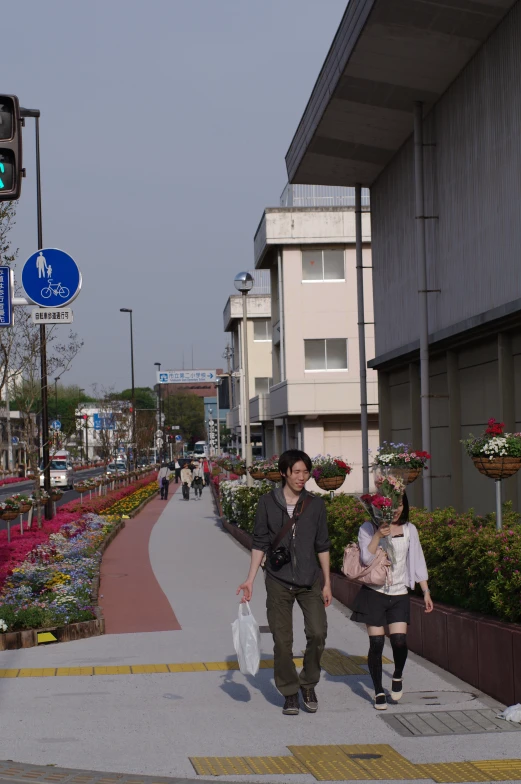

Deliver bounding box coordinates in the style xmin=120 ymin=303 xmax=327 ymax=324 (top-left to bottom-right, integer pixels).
xmin=280 ymin=183 xmax=370 ymax=209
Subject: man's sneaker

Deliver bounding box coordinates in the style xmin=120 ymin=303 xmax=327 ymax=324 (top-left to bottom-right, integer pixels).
xmin=374 ymin=693 xmax=387 ymax=711
xmin=301 ymin=687 xmax=318 ymax=713
xmin=391 ymin=678 xmax=403 ymax=701
xmin=282 ymin=693 xmax=300 ymax=715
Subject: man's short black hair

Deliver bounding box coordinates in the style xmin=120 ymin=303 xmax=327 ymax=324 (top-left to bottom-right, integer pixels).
xmin=278 ymin=450 xmax=312 ymax=480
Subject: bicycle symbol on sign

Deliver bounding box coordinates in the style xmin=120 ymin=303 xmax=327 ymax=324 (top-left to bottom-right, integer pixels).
xmin=41 ymin=279 xmax=70 ymax=300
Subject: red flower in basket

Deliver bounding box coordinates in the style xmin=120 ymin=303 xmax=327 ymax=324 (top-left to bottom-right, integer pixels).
xmin=334 ymin=460 xmax=352 ymax=474
xmin=486 ymin=418 xmax=504 ymax=436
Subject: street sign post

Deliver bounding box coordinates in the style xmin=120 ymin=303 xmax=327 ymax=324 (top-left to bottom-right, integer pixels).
xmin=0 ymin=267 xmax=14 ymax=327
xmin=175 ymin=435 xmax=182 ymax=443
xmin=157 ymin=370 xmax=217 ymax=384
xmin=171 ymin=425 xmax=180 ymax=430
xmin=50 ymin=420 xmax=61 ymax=431
xmin=155 ymin=430 xmax=163 ymax=438
xmin=11 ymin=436 xmax=19 ymax=445
xmin=156 ymin=438 xmax=164 ymax=447
xmin=22 ymin=248 xmax=81 ymax=308
xmin=31 ymin=308 xmax=73 ymax=324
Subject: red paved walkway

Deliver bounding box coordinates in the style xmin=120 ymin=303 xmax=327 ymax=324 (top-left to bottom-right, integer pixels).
xmin=99 ymin=489 xmax=181 ymax=633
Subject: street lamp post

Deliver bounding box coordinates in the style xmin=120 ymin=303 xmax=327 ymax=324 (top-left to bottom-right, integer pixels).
xmin=78 ymin=388 xmax=85 ymax=463
xmin=120 ymin=309 xmax=137 ymax=469
xmin=21 ymin=106 xmax=52 ymax=520
xmin=234 ymin=272 xmax=253 ymax=486
xmin=54 ymin=377 xmax=60 ymax=420
xmin=154 ymin=362 xmax=162 ymax=462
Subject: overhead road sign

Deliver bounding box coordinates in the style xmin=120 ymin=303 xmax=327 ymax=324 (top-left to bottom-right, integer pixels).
xmin=31 ymin=308 xmax=73 ymax=324
xmin=0 ymin=267 xmax=14 ymax=327
xmin=157 ymin=370 xmax=217 ymax=384
xmin=22 ymin=249 xmax=81 ymax=308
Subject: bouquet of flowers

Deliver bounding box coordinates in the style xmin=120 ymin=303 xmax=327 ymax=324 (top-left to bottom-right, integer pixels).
xmin=462 ymin=418 xmax=521 ymax=460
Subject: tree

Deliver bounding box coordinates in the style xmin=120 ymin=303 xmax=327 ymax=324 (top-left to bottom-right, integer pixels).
xmin=163 ymin=392 xmax=205 ymax=444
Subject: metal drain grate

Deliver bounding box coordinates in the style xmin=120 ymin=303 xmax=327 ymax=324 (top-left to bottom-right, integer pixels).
xmin=382 ymin=709 xmax=521 ymax=737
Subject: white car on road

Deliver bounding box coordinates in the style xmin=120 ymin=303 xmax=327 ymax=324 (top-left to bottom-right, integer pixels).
xmin=40 ymin=459 xmax=74 ymax=489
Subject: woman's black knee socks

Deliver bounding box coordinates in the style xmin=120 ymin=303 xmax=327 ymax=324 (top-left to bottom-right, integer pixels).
xmin=368 ymin=635 xmax=385 ymax=694
xmin=390 ymin=633 xmax=408 ymax=678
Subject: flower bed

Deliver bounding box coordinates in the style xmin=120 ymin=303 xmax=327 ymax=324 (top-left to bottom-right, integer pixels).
xmin=219 ymin=479 xmax=271 ymax=533
xmin=0 ymin=477 xmax=30 ymax=487
xmin=0 ymin=474 xmax=157 ymax=588
xmin=0 ymin=513 xmax=115 ymax=631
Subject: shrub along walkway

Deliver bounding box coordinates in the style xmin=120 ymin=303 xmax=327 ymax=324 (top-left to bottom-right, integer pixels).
xmin=0 ymin=483 xmax=518 ymax=782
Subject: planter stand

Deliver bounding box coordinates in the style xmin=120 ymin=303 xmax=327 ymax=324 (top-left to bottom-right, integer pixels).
xmin=495 ymin=479 xmax=502 ymax=531
xmin=471 ymin=455 xmax=521 ymax=531
xmin=19 ymin=513 xmax=23 ymax=535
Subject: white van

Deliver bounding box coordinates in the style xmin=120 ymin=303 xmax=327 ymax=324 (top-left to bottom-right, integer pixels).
xmin=40 ymin=458 xmax=74 ymax=489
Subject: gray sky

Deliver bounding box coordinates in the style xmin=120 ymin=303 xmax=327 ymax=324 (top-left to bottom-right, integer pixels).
xmin=4 ymin=0 xmax=346 ymax=393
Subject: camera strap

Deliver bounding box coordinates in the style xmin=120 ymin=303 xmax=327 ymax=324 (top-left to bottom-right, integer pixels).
xmin=271 ymin=496 xmax=313 ymax=551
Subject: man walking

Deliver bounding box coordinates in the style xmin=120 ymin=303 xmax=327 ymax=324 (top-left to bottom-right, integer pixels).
xmin=237 ymin=450 xmax=331 ymax=715
xmin=202 ymin=457 xmax=211 ymax=486
xmin=158 ymin=463 xmax=171 ymax=500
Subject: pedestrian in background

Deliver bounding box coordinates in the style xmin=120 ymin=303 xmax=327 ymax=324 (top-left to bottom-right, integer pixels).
xmin=158 ymin=463 xmax=171 ymax=501
xmin=174 ymin=459 xmax=181 ymax=483
xmin=202 ymin=457 xmax=211 ymax=486
xmin=180 ymin=463 xmax=193 ymax=500
xmin=192 ymin=460 xmax=204 ymax=499
xmin=351 ymin=493 xmax=433 ymax=710
xmin=237 ymin=449 xmax=332 ymax=716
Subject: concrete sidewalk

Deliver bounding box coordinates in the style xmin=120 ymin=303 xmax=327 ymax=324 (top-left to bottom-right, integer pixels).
xmin=0 ymin=484 xmax=519 ymax=783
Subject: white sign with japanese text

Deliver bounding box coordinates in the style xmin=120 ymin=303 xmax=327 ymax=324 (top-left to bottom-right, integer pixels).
xmin=31 ymin=308 xmax=73 ymax=324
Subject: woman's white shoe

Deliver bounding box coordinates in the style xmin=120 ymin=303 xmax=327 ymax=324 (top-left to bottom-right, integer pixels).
xmin=391 ymin=678 xmax=403 ymax=700
xmin=374 ymin=693 xmax=387 ymax=710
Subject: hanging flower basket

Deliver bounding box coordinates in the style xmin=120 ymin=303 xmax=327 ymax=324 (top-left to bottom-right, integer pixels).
xmin=315 ymin=475 xmax=345 ymax=492
xmin=404 ymin=467 xmax=423 ymax=484
xmin=74 ymin=485 xmax=88 ymax=493
xmin=51 ymin=492 xmax=63 ymax=502
xmin=233 ymin=467 xmax=246 ymax=477
xmin=266 ymin=470 xmax=281 ymax=483
xmin=1 ymin=510 xmax=19 ymax=520
xmin=249 ymin=469 xmax=266 ymax=481
xmin=472 ymin=456 xmax=521 ymax=480
xmin=19 ymin=502 xmax=32 ymax=514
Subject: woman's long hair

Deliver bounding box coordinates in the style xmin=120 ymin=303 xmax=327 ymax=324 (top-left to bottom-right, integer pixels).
xmin=397 ymin=493 xmax=409 ymax=525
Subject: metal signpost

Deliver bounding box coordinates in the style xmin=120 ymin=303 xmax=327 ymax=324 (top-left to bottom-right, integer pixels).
xmin=50 ymin=420 xmax=61 ymax=431
xmin=19 ymin=247 xmax=82 ymax=519
xmin=157 ymin=370 xmax=217 ymax=384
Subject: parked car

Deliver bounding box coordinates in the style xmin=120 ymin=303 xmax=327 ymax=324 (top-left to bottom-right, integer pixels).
xmin=39 ymin=459 xmax=74 ymax=489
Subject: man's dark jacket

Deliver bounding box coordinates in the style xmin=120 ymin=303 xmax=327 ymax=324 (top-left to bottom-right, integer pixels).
xmin=252 ymin=488 xmax=330 ymax=588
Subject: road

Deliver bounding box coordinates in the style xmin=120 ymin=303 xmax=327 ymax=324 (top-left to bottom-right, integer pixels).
xmin=0 ymin=466 xmax=108 ymax=533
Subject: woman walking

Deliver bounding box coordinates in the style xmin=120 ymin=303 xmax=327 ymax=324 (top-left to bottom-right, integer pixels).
xmin=351 ymin=494 xmax=433 ymax=710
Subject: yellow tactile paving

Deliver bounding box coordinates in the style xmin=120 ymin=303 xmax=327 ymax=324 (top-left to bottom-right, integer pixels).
xmin=242 ymin=756 xmax=309 ymax=775
xmin=338 ymin=744 xmax=421 ymax=780
xmin=203 ymin=661 xmax=239 ymax=671
xmin=56 ymin=667 xmax=94 ymax=676
xmin=320 ymin=649 xmax=366 ymax=676
xmin=189 ymin=757 xmax=252 ymax=776
xmin=288 ymin=745 xmax=374 ymax=781
xmin=415 ymin=762 xmax=491 ymax=782
xmin=473 ymin=760 xmax=521 ymax=780
xmin=0 ymin=669 xmax=19 ymax=678
xmin=190 ymin=744 xmax=521 ymax=781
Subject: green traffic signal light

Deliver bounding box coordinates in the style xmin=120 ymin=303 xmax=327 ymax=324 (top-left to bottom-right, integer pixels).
xmin=0 ymin=96 xmax=22 ymax=201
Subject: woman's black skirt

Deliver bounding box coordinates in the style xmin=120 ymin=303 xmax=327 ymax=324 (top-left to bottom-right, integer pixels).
xmin=351 ymin=585 xmax=410 ymax=627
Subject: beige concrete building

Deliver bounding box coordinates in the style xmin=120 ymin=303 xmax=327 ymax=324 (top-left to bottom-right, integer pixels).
xmin=253 ymin=199 xmax=378 ymax=493
xmin=223 ymin=272 xmax=272 ymax=456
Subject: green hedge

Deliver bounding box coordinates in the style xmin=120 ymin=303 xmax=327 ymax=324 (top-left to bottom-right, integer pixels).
xmin=219 ymin=484 xmax=521 ymax=623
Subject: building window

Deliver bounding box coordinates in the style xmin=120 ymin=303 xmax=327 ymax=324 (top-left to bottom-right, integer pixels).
xmin=253 ymin=319 xmax=271 ymax=341
xmin=304 ymin=339 xmax=348 ymax=371
xmin=302 ymin=249 xmax=344 ymax=282
xmin=255 ymin=377 xmax=272 ymax=395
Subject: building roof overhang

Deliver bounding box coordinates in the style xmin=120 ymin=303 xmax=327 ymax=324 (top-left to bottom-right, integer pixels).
xmin=285 ymin=0 xmax=516 ymax=187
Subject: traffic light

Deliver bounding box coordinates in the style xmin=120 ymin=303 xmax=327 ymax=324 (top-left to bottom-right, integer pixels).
xmin=0 ymin=96 xmax=23 ymax=201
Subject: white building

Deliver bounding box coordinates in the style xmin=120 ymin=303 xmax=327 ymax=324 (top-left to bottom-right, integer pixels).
xmin=252 ymin=193 xmax=378 ymax=492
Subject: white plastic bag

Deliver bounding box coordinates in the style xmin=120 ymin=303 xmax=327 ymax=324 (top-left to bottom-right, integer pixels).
xmin=231 ymin=601 xmax=261 ymax=676
xmin=497 ymin=704 xmax=521 ymax=723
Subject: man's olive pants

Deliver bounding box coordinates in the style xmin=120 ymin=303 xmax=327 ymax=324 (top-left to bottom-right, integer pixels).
xmin=266 ymin=575 xmax=327 ymax=696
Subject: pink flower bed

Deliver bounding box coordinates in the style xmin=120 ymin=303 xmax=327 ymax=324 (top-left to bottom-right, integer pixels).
xmin=0 ymin=477 xmax=30 ymax=487
xmin=0 ymin=473 xmax=157 ymax=588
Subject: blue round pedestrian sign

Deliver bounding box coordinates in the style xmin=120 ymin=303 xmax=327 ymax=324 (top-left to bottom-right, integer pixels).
xmin=22 ymin=248 xmax=81 ymax=308
xmin=50 ymin=420 xmax=61 ymax=431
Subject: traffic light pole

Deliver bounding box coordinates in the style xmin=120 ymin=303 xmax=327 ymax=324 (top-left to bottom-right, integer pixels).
xmin=33 ymin=112 xmax=52 ymax=520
